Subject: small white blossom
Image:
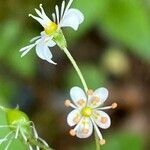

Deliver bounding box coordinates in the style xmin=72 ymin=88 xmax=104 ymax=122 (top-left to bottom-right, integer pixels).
xmin=65 ymin=86 xmax=117 ymax=145
xmin=20 ymin=0 xmax=84 ymax=64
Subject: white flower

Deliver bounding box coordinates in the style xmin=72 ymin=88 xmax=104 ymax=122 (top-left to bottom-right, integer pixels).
xmin=65 ymin=86 xmax=117 ymax=145
xmin=20 ymin=0 xmax=84 ymax=64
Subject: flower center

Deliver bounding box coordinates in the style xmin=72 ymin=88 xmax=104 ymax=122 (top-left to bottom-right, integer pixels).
xmin=44 ymin=22 xmax=58 ymax=35
xmin=81 ymin=107 xmax=92 ymax=117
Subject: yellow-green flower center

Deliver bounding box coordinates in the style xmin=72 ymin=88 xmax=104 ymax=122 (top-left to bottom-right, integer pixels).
xmin=44 ymin=21 xmax=58 ymax=35
xmin=81 ymin=107 xmax=92 ymax=117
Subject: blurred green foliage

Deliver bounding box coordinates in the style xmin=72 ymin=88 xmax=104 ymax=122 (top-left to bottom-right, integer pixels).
xmin=80 ymin=131 xmax=144 ymax=150
xmin=72 ymin=0 xmax=150 ymax=61
xmin=64 ymin=64 xmax=107 ymax=89
xmin=0 ymin=19 xmax=36 ymax=78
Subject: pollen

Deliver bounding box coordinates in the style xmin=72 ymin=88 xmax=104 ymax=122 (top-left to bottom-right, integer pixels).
xmin=112 ymin=102 xmax=117 ymax=109
xmin=44 ymin=22 xmax=57 ymax=35
xmin=100 ymin=139 xmax=106 ymax=145
xmin=65 ymin=100 xmax=71 ymax=107
xmin=69 ymin=129 xmax=76 ymax=136
xmin=81 ymin=107 xmax=92 ymax=117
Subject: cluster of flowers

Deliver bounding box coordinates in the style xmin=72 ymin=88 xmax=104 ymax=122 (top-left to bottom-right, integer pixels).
xmin=0 ymin=0 xmax=117 ymax=149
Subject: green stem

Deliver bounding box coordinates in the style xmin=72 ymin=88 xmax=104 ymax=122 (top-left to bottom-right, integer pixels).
xmin=63 ymin=47 xmax=88 ymax=92
xmin=95 ymin=131 xmax=100 ymax=150
xmin=28 ymin=138 xmax=53 ymax=150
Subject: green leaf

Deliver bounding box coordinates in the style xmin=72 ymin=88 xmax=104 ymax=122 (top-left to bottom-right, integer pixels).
xmin=98 ymin=0 xmax=150 ymax=60
xmin=0 ymin=19 xmax=37 ymax=78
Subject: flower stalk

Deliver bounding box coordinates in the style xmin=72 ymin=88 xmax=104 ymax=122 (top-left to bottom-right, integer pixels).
xmin=63 ymin=47 xmax=88 ymax=92
xmin=95 ymin=131 xmax=100 ymax=150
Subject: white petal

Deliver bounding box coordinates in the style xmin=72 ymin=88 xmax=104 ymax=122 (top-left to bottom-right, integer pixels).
xmin=67 ymin=109 xmax=81 ymax=126
xmin=55 ymin=5 xmax=60 ymax=23
xmin=20 ymin=44 xmax=35 ymax=52
xmin=88 ymin=88 xmax=108 ymax=108
xmin=29 ymin=14 xmax=44 ymax=27
xmin=76 ymin=118 xmax=93 ymax=138
xmin=61 ymin=1 xmax=65 ymax=18
xmin=35 ymin=8 xmax=43 ymax=18
xmin=20 ymin=44 xmax=35 ymax=57
xmin=60 ymin=8 xmax=84 ymax=30
xmin=36 ymin=43 xmax=56 ymax=64
xmin=70 ymin=86 xmax=87 ymax=107
xmin=39 ymin=4 xmax=51 ymax=23
xmin=93 ymin=110 xmax=111 ymax=129
xmin=30 ymin=36 xmax=41 ymax=43
xmin=47 ymin=40 xmax=56 ymax=47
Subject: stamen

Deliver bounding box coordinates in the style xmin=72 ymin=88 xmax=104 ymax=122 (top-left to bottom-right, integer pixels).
xmin=69 ymin=129 xmax=76 ymax=136
xmin=100 ymin=139 xmax=106 ymax=145
xmin=61 ymin=1 xmax=65 ymax=18
xmin=69 ymin=117 xmax=83 ymax=136
xmin=87 ymin=89 xmax=94 ymax=96
xmin=64 ymin=100 xmax=77 ymax=108
xmin=64 ymin=0 xmax=73 ymax=15
xmin=35 ymin=8 xmax=42 ymax=18
xmin=98 ymin=102 xmax=118 ymax=110
xmin=52 ymin=13 xmax=56 ymax=22
xmin=28 ymin=14 xmax=44 ymax=26
xmin=65 ymin=100 xmax=71 ymax=107
xmin=55 ymin=5 xmax=60 ymax=24
xmin=112 ymin=103 xmax=117 ymax=109
xmin=91 ymin=118 xmax=103 ymax=140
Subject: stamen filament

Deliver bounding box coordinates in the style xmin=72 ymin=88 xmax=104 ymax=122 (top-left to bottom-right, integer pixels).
xmin=65 ymin=100 xmax=77 ymax=109
xmin=61 ymin=1 xmax=65 ymax=18
xmin=55 ymin=5 xmax=60 ymax=23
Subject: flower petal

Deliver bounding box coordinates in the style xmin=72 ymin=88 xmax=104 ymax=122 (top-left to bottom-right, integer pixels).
xmin=30 ymin=36 xmax=41 ymax=43
xmin=88 ymin=88 xmax=109 ymax=108
xmin=70 ymin=86 xmax=87 ymax=107
xmin=47 ymin=40 xmax=56 ymax=47
xmin=20 ymin=44 xmax=35 ymax=57
xmin=29 ymin=14 xmax=44 ymax=27
xmin=93 ymin=110 xmax=111 ymax=129
xmin=60 ymin=8 xmax=84 ymax=30
xmin=36 ymin=43 xmax=56 ymax=64
xmin=67 ymin=109 xmax=81 ymax=127
xmin=76 ymin=118 xmax=93 ymax=138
